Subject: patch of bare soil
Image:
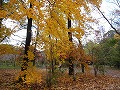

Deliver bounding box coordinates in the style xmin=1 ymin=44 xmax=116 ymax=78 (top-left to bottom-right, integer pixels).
xmin=105 ymin=68 xmax=120 ymax=78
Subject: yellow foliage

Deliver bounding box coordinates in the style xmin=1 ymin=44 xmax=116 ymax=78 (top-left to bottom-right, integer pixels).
xmin=114 ymin=34 xmax=120 ymax=39
xmin=88 ymin=0 xmax=102 ymax=7
xmin=26 ymin=51 xmax=35 ymax=61
xmin=24 ymin=67 xmax=41 ymax=84
xmin=0 ymin=44 xmax=17 ymax=55
xmin=0 ymin=10 xmax=7 ymax=18
xmin=16 ymin=67 xmax=42 ymax=84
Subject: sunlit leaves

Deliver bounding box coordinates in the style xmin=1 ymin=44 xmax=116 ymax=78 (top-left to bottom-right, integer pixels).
xmin=25 ymin=51 xmax=35 ymax=61
xmin=0 ymin=26 xmax=11 ymax=40
xmin=0 ymin=10 xmax=7 ymax=18
xmin=0 ymin=0 xmax=103 ymax=87
xmin=0 ymin=44 xmax=17 ymax=55
xmin=114 ymin=34 xmax=120 ymax=39
xmin=88 ymin=0 xmax=102 ymax=7
xmin=16 ymin=67 xmax=42 ymax=84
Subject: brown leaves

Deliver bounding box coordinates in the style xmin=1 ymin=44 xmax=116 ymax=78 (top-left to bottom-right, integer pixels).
xmin=0 ymin=69 xmax=19 ymax=90
xmin=55 ymin=73 xmax=120 ymax=90
xmin=0 ymin=69 xmax=120 ymax=90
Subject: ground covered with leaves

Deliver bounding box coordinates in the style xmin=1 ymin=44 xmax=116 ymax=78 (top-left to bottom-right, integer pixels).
xmin=0 ymin=68 xmax=120 ymax=90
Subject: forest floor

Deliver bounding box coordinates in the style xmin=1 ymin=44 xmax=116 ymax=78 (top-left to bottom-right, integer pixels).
xmin=0 ymin=67 xmax=120 ymax=90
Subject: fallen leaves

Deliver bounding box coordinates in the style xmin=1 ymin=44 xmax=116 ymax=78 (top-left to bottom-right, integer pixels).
xmin=0 ymin=69 xmax=120 ymax=90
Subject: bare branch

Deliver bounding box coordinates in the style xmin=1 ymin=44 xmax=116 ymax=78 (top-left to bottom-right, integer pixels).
xmin=96 ymin=6 xmax=120 ymax=35
xmin=0 ymin=36 xmax=7 ymax=43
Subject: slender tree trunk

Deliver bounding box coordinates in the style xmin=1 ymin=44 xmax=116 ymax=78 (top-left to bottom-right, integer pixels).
xmin=68 ymin=18 xmax=74 ymax=75
xmin=21 ymin=3 xmax=32 ymax=71
xmin=78 ymin=40 xmax=85 ymax=73
xmin=49 ymin=35 xmax=54 ymax=74
xmin=0 ymin=0 xmax=2 ymax=28
xmin=81 ymin=63 xmax=85 ymax=73
xmin=46 ymin=35 xmax=54 ymax=88
xmin=33 ymin=27 xmax=39 ymax=66
xmin=94 ymin=68 xmax=97 ymax=77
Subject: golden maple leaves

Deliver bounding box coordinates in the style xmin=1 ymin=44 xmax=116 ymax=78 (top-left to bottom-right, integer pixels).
xmin=0 ymin=1 xmax=103 ymax=87
xmin=0 ymin=44 xmax=17 ymax=55
xmin=0 ymin=10 xmax=7 ymax=18
xmin=88 ymin=0 xmax=102 ymax=7
xmin=0 ymin=0 xmax=102 ymax=66
xmin=16 ymin=67 xmax=42 ymax=84
xmin=25 ymin=51 xmax=35 ymax=61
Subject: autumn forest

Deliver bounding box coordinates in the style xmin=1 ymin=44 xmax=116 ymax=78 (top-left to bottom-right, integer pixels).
xmin=0 ymin=0 xmax=120 ymax=90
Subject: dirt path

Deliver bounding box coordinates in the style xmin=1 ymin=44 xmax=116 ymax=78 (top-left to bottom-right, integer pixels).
xmin=88 ymin=66 xmax=120 ymax=78
xmin=105 ymin=68 xmax=120 ymax=78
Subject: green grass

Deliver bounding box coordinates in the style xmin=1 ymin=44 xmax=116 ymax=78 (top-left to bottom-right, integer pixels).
xmin=0 ymin=65 xmax=20 ymax=69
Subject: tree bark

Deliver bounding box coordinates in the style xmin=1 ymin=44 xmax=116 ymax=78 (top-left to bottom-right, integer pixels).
xmin=81 ymin=63 xmax=85 ymax=73
xmin=78 ymin=40 xmax=85 ymax=73
xmin=49 ymin=35 xmax=54 ymax=74
xmin=0 ymin=0 xmax=3 ymax=35
xmin=0 ymin=0 xmax=2 ymax=28
xmin=68 ymin=18 xmax=74 ymax=75
xmin=21 ymin=3 xmax=32 ymax=71
xmin=33 ymin=27 xmax=39 ymax=66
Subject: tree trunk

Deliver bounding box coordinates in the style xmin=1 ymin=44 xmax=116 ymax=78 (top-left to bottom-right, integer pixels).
xmin=94 ymin=67 xmax=98 ymax=77
xmin=68 ymin=18 xmax=74 ymax=75
xmin=78 ymin=40 xmax=85 ymax=73
xmin=81 ymin=63 xmax=85 ymax=73
xmin=69 ymin=57 xmax=74 ymax=75
xmin=21 ymin=3 xmax=32 ymax=71
xmin=33 ymin=27 xmax=39 ymax=66
xmin=49 ymin=35 xmax=54 ymax=74
xmin=0 ymin=0 xmax=2 ymax=28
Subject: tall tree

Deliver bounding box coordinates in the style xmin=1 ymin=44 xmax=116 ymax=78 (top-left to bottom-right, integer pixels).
xmin=68 ymin=18 xmax=74 ymax=75
xmin=41 ymin=0 xmax=102 ymax=76
xmin=0 ymin=0 xmax=102 ymax=85
xmin=21 ymin=3 xmax=33 ymax=71
xmin=0 ymin=0 xmax=2 ymax=28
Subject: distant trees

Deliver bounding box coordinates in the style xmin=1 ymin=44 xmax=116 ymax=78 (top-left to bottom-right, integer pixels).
xmin=102 ymin=37 xmax=120 ymax=68
xmin=91 ymin=34 xmax=120 ymax=69
xmin=0 ymin=44 xmax=19 ymax=67
xmin=84 ymin=31 xmax=120 ymax=77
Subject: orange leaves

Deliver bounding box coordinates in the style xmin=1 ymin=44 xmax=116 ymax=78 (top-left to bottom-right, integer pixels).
xmin=26 ymin=8 xmax=35 ymax=19
xmin=33 ymin=1 xmax=40 ymax=7
xmin=9 ymin=0 xmax=17 ymax=4
xmin=0 ymin=10 xmax=7 ymax=18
